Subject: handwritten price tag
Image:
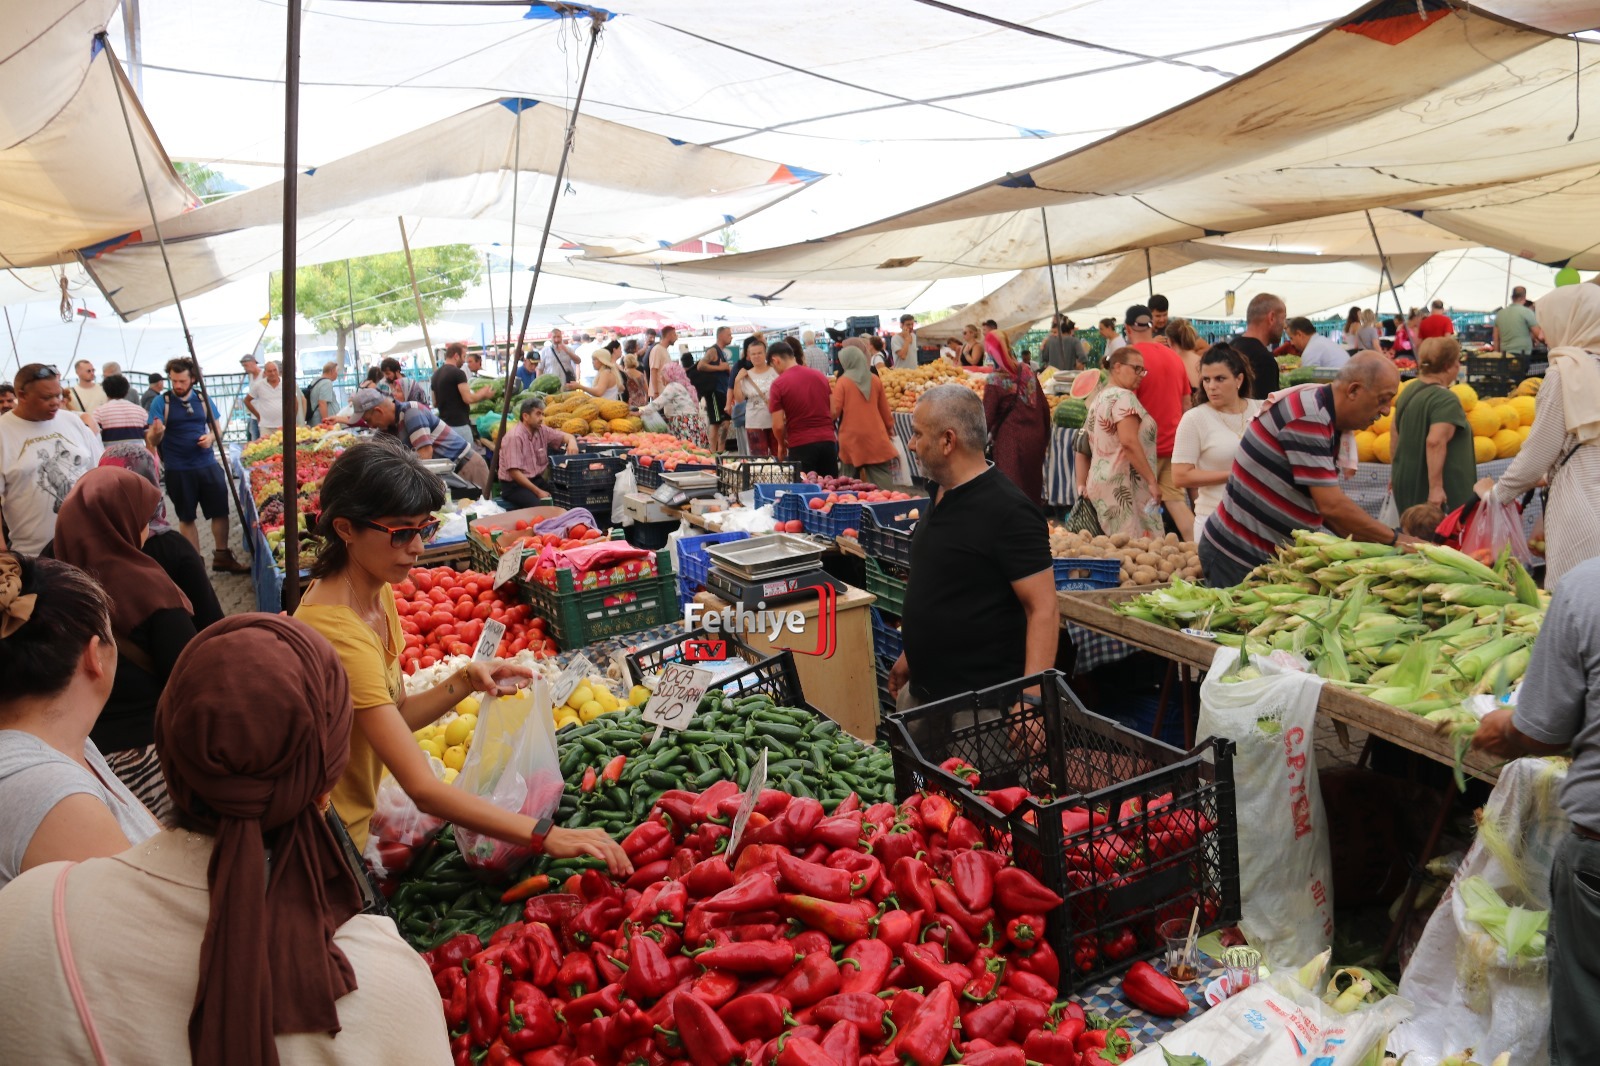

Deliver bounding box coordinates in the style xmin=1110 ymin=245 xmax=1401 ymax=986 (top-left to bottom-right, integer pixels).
xmin=552 ymin=653 xmax=599 ymax=707
xmin=493 ymin=548 xmax=523 ymax=589
xmin=642 ymin=663 xmax=711 ymax=733
xmin=726 ymin=749 xmax=769 ymax=858
xmin=472 ymin=619 xmax=507 ymax=662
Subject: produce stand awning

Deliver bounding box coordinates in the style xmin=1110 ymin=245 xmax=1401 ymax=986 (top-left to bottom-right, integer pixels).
xmin=1056 ymin=586 xmax=1503 ymax=783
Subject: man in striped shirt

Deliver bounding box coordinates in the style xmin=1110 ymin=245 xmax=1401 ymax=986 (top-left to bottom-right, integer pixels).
xmin=91 ymin=374 xmax=150 ymax=444
xmin=1199 ymin=353 xmax=1421 ymax=587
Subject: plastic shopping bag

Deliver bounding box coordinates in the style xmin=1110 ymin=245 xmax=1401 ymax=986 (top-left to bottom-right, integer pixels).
xmin=1459 ymin=497 xmax=1534 ymax=565
xmin=1198 ymin=647 xmax=1334 ymax=970
xmin=454 ymin=681 xmax=566 ymax=874
xmin=1390 ymin=757 xmax=1570 ymax=1066
xmin=364 ymin=769 xmax=446 ymax=880
xmin=1124 ymin=967 xmax=1413 ymax=1066
xmin=613 ymin=463 xmax=637 ymax=527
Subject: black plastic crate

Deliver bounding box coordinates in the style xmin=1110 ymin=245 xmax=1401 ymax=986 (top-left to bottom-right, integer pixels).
xmin=863 ymin=557 xmax=908 ymax=616
xmin=880 ymin=670 xmax=1239 ymax=995
xmin=860 ymin=498 xmax=924 ymax=570
xmin=718 ymin=455 xmax=801 ymax=499
xmin=874 ymin=654 xmax=897 ymax=718
xmin=549 ymin=453 xmax=625 ymax=492
xmin=627 ymin=627 xmax=805 ymax=706
xmin=631 ymin=456 xmax=716 ymax=491
xmin=550 ymin=484 xmax=617 ymax=524
xmin=578 ymin=441 xmax=632 ymax=457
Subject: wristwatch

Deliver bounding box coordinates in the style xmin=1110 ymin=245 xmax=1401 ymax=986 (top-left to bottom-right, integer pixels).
xmin=528 ymin=817 xmax=553 ymax=855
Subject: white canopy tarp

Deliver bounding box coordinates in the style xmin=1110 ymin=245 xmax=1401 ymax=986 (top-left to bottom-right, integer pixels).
xmin=631 ymin=5 xmax=1600 ymax=289
xmin=2 ymin=1 xmax=195 ymax=269
xmin=80 ymin=95 xmax=820 ymax=320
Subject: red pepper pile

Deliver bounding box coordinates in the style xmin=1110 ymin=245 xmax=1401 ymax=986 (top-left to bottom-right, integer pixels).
xmin=420 ymin=783 xmax=1140 ymax=1066
xmin=955 ymin=759 xmax=1220 ymax=981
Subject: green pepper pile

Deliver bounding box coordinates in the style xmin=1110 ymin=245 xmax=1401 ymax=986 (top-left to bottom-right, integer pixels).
xmin=391 ymin=692 xmax=894 ymax=949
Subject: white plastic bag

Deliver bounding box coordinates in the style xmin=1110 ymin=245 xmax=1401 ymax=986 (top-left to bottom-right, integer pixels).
xmin=1198 ymin=646 xmax=1334 ymax=970
xmin=1390 ymin=757 xmax=1570 ymax=1066
xmin=454 ymin=682 xmax=566 ymax=874
xmin=613 ymin=462 xmax=637 ymax=527
xmin=715 ymin=506 xmax=778 ymax=534
xmin=1124 ymin=969 xmax=1413 ymax=1066
xmin=889 ymin=436 xmax=914 ymax=487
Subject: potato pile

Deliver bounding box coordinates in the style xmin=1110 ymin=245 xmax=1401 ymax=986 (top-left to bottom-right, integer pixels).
xmin=1048 ymin=526 xmax=1201 ymax=586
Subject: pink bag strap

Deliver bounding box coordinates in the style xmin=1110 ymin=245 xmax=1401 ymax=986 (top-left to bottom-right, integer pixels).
xmin=53 ymin=863 xmax=111 ymax=1066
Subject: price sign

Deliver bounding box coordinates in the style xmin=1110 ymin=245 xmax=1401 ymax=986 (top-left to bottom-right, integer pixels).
xmin=472 ymin=619 xmax=507 ymax=662
xmin=552 ymin=653 xmax=600 ymax=707
xmin=726 ymin=748 xmax=769 ymax=858
xmin=642 ymin=663 xmax=711 ymax=733
xmin=611 ymin=649 xmax=636 ymax=690
xmin=493 ymin=547 xmax=523 ymax=589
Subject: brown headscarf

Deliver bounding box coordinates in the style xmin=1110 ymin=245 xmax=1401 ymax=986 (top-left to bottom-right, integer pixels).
xmin=155 ymin=614 xmax=363 ymax=1066
xmin=52 ymin=466 xmax=191 ymax=636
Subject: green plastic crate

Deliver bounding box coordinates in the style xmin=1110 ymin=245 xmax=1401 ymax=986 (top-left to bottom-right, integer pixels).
xmin=520 ymin=548 xmax=678 ymax=647
xmin=864 ymin=556 xmax=908 ymax=616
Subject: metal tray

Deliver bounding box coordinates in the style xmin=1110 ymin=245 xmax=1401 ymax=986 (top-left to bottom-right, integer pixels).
xmin=704 ymin=532 xmax=824 ymax=581
xmin=419 ymin=458 xmax=455 ymax=476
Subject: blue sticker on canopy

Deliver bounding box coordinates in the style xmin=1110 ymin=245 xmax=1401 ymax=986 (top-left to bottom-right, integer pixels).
xmin=524 ymin=4 xmax=614 ymax=21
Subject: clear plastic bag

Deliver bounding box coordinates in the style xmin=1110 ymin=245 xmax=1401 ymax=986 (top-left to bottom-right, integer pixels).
xmin=1460 ymin=498 xmax=1534 ymax=566
xmin=364 ymin=766 xmax=446 ymax=880
xmin=454 ymin=681 xmax=566 ymax=874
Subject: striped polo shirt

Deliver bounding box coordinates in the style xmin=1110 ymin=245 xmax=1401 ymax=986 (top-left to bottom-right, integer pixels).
xmin=91 ymin=398 xmax=150 ymax=442
xmin=1204 ymin=384 xmax=1340 ymax=572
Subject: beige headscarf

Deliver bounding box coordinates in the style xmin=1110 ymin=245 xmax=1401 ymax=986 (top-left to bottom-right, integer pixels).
xmin=839 ymin=338 xmax=873 ymax=400
xmin=1536 ymin=282 xmax=1600 ymax=444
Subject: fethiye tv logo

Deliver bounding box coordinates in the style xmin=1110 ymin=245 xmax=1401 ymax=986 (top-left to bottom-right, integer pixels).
xmin=681 ymin=584 xmax=838 ymax=659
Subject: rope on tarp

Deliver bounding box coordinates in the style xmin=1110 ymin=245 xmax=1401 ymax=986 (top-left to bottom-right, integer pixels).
xmin=492 ymin=10 xmax=607 ymax=466
xmin=95 ymin=33 xmax=251 ymax=538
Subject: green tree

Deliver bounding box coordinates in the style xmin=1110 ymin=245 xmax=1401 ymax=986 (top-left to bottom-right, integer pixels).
xmin=174 ymin=161 xmax=231 ymax=202
xmin=269 ymin=245 xmax=483 ymax=368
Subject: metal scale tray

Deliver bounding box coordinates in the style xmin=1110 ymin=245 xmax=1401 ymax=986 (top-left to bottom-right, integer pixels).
xmin=704 ymin=532 xmax=825 ymax=582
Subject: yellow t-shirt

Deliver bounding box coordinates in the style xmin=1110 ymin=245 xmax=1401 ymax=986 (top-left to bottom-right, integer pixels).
xmin=295 ymin=591 xmax=404 ymax=852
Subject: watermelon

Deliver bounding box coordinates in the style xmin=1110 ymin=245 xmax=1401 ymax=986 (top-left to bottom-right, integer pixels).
xmin=1069 ymin=369 xmax=1105 ymax=399
xmin=530 ymin=373 xmax=563 ymax=394
xmin=1054 ymin=397 xmax=1088 ymax=429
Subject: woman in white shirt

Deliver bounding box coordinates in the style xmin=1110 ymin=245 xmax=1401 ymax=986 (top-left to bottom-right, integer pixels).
xmin=1171 ymin=344 xmax=1263 ymax=543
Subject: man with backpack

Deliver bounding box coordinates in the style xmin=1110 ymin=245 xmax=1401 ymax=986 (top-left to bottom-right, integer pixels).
xmin=146 ymin=358 xmax=249 ymax=572
xmin=305 ymin=362 xmax=339 ymax=425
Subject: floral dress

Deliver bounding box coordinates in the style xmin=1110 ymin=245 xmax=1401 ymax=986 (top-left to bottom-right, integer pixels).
xmin=1084 ymin=385 xmax=1162 ymax=539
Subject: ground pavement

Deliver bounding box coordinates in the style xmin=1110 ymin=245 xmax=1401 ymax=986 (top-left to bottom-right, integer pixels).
xmin=184 ymin=498 xmax=258 ymax=616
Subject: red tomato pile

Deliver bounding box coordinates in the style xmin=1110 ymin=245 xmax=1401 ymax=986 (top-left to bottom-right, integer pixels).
xmin=474 ymin=520 xmax=608 ymax=557
xmin=393 ymin=566 xmax=559 ymax=673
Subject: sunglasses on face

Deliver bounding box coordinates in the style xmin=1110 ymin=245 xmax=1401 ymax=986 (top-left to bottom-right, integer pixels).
xmin=356 ymin=517 xmax=440 ymax=547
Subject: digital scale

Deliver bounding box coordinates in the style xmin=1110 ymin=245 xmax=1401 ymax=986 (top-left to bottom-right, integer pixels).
xmin=650 ymin=470 xmax=721 ymax=509
xmin=703 ymin=533 xmax=843 ymax=607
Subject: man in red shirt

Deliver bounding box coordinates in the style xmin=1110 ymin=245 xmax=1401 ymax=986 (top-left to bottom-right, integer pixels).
xmin=1418 ymin=299 xmax=1455 ymax=341
xmin=1125 ymin=304 xmax=1195 ymax=540
xmin=767 ymin=339 xmax=839 ymax=476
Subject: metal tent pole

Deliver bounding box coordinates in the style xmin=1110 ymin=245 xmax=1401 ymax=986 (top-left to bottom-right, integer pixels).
xmin=493 ymin=13 xmax=606 ymax=456
xmin=280 ymin=0 xmax=304 ymax=609
xmin=345 ymin=258 xmax=360 ymax=370
xmin=99 ymin=33 xmax=250 ymax=558
xmin=1364 ymin=210 xmax=1408 ymax=326
xmin=1040 ymin=208 xmax=1062 ymax=330
xmin=399 ymin=218 xmax=437 ymax=367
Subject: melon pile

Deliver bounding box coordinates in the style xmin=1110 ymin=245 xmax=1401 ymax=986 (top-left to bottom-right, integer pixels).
xmin=1358 ymin=379 xmax=1538 ymax=465
xmin=543 ymin=392 xmax=643 ymax=435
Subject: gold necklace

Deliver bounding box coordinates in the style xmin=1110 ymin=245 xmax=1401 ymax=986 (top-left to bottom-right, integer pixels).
xmin=344 ymin=572 xmax=395 ymax=659
xmin=1216 ymin=400 xmax=1249 ymax=437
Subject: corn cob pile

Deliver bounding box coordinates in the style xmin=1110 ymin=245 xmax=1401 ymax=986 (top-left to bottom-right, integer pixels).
xmin=1115 ymin=532 xmax=1546 ymax=721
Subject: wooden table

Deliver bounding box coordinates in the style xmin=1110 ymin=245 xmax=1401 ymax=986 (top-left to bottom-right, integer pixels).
xmin=1057 ymin=586 xmax=1502 ymax=784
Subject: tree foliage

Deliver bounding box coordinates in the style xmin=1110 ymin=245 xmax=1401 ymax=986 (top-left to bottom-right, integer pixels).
xmin=269 ymin=245 xmax=483 ymax=352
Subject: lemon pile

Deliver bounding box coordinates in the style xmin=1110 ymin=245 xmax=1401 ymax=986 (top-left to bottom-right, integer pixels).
xmin=414 ymin=701 xmax=480 ymax=783
xmin=554 ymin=680 xmax=653 ymax=730
xmin=1357 ymin=380 xmax=1537 ymax=465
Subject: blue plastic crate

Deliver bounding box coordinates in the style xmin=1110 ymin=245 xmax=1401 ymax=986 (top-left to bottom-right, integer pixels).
xmin=802 ymin=500 xmax=863 ymax=540
xmin=773 ymin=492 xmax=812 ymax=527
xmin=676 ymin=531 xmax=750 ymax=604
xmin=1053 ymin=557 xmax=1122 ymax=592
xmin=870 ymin=606 xmax=903 ymax=661
xmin=860 ymin=498 xmax=927 ymax=569
xmin=753 ymin=482 xmax=823 ymax=509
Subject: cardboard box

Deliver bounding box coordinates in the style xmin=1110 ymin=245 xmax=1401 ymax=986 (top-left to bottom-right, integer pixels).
xmin=623 ymin=492 xmax=677 ymax=524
